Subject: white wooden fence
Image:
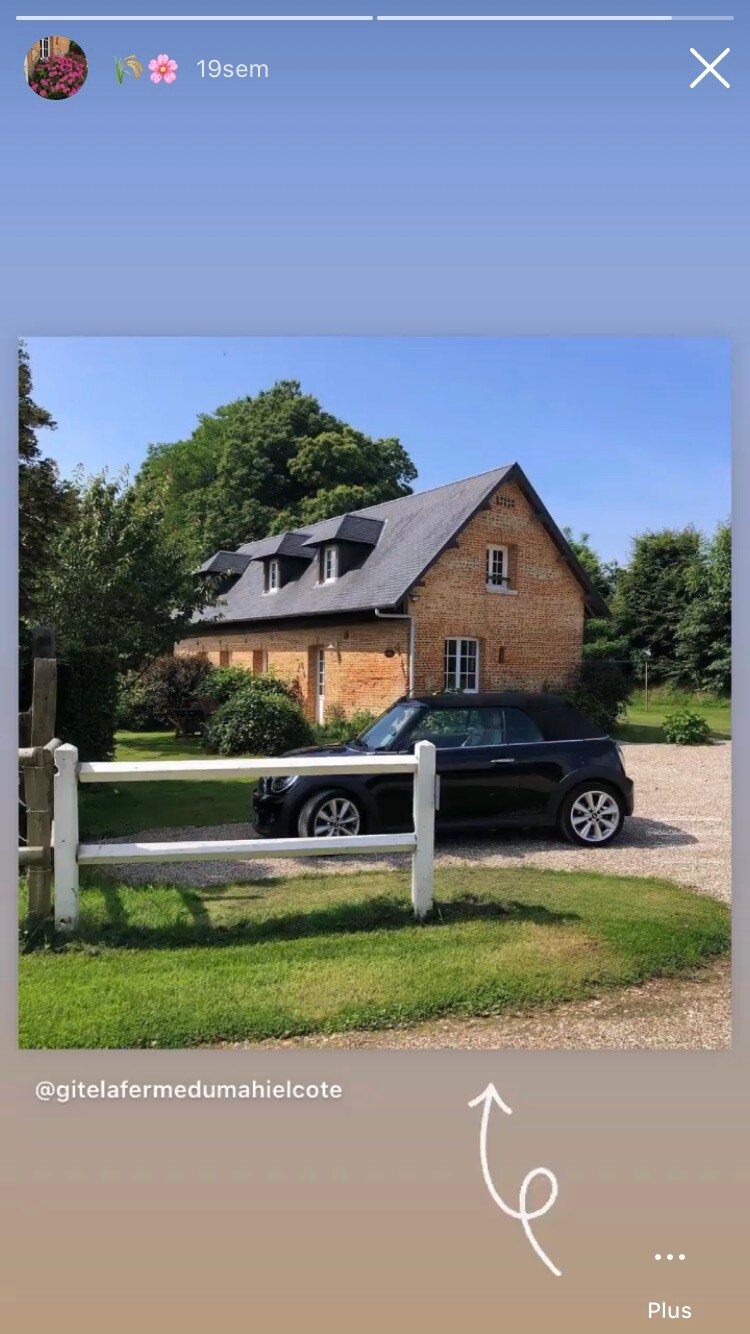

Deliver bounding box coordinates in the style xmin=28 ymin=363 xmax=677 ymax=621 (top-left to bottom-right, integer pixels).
xmin=51 ymin=741 xmax=438 ymax=932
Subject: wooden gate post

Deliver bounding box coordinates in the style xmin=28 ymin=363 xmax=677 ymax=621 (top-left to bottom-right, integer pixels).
xmin=25 ymin=654 xmax=57 ymax=922
xmin=53 ymin=744 xmax=80 ymax=933
xmin=411 ymin=740 xmax=436 ymax=919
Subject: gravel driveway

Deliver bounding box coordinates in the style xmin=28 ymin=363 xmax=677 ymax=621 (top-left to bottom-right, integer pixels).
xmin=106 ymin=742 xmax=731 ymax=903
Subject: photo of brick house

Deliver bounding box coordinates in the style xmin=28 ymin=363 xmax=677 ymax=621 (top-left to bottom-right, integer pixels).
xmin=177 ymin=463 xmax=608 ymax=724
xmin=24 ymin=35 xmax=70 ymax=78
xmin=24 ymin=35 xmax=87 ymax=99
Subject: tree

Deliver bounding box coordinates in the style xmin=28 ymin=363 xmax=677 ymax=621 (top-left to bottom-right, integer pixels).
xmin=36 ymin=471 xmax=208 ymax=671
xmin=18 ymin=342 xmax=74 ymax=632
xmin=676 ymin=522 xmax=731 ymax=695
xmin=34 ymin=472 xmax=212 ymax=758
xmin=562 ymin=528 xmax=630 ymax=666
xmin=611 ymin=528 xmax=702 ymax=679
xmin=562 ymin=527 xmax=620 ymax=603
xmin=138 ymin=380 xmax=417 ymax=559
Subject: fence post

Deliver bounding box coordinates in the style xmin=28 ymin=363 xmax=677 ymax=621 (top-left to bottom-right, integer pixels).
xmin=53 ymin=744 xmax=79 ymax=933
xmin=411 ymin=740 xmax=436 ymax=919
xmin=25 ymin=653 xmax=58 ymax=922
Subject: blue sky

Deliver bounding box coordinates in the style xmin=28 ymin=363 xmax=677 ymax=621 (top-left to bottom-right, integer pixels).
xmin=25 ymin=337 xmax=729 ymax=565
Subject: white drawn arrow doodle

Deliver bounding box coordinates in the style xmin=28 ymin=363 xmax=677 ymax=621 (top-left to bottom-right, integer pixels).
xmin=468 ymin=1083 xmax=562 ymax=1278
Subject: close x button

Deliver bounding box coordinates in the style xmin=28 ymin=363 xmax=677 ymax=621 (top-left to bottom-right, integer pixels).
xmin=690 ymin=47 xmax=731 ymax=90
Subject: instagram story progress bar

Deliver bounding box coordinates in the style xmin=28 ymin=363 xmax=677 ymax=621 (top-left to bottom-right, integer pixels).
xmin=13 ymin=15 xmax=738 ymax=24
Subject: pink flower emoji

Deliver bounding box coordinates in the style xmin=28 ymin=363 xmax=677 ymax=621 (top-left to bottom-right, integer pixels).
xmin=149 ymin=53 xmax=177 ymax=84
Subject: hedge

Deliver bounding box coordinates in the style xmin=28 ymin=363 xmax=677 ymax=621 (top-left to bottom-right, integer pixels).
xmin=57 ymin=645 xmax=120 ymax=762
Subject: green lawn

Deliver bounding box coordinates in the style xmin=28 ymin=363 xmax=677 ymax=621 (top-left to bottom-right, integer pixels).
xmin=614 ymin=692 xmax=731 ymax=745
xmin=18 ymin=866 xmax=730 ymax=1049
xmin=79 ymin=731 xmax=257 ymax=838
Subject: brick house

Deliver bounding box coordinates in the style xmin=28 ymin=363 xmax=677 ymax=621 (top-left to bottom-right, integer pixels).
xmin=25 ymin=35 xmax=71 ymax=80
xmin=176 ymin=464 xmax=608 ymax=724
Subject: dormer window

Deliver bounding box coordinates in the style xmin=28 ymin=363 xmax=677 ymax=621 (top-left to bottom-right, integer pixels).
xmin=302 ymin=514 xmax=383 ymax=580
xmin=323 ymin=545 xmax=339 ymax=584
xmin=195 ymin=549 xmax=252 ymax=596
xmin=265 ymin=558 xmax=281 ymax=594
xmin=248 ymin=531 xmax=315 ymax=592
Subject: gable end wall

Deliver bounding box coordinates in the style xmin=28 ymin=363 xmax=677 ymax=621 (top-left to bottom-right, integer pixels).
xmin=410 ymin=480 xmax=585 ymax=693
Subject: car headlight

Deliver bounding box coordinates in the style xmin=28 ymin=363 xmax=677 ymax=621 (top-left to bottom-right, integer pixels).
xmin=268 ymin=775 xmax=299 ymax=795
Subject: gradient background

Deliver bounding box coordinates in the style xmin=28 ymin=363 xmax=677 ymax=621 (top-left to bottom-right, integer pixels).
xmin=1 ymin=4 xmax=747 ymax=1330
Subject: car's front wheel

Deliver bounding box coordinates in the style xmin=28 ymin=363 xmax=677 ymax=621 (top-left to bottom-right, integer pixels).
xmin=297 ymin=789 xmax=365 ymax=839
xmin=559 ymin=784 xmax=625 ymax=847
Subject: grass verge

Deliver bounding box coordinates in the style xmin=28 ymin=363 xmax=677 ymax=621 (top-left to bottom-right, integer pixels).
xmin=18 ymin=866 xmax=730 ymax=1049
xmin=615 ymin=692 xmax=730 ymax=744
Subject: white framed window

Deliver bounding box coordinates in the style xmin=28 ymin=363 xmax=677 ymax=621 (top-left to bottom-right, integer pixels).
xmin=322 ymin=544 xmax=338 ymax=583
xmin=486 ymin=545 xmax=509 ymax=589
xmin=315 ymin=647 xmax=326 ymax=724
xmin=444 ymin=637 xmax=479 ymax=693
xmin=265 ymin=558 xmax=280 ymax=593
xmin=40 ymin=37 xmax=51 ymax=58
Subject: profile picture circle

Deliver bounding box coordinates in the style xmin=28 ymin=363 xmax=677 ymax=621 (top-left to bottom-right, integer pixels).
xmin=25 ymin=36 xmax=87 ymax=100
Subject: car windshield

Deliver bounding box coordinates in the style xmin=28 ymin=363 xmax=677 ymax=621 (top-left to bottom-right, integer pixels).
xmin=357 ymin=702 xmax=423 ymax=751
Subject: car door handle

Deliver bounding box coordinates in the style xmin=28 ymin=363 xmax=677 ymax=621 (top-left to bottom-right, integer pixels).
xmin=490 ymin=758 xmax=516 ymax=765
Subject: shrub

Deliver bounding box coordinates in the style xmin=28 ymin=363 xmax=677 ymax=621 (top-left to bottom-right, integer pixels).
xmin=203 ymin=688 xmax=313 ymax=757
xmin=314 ymin=704 xmax=378 ymax=743
xmin=116 ymin=674 xmax=155 ymax=731
xmin=662 ymin=708 xmax=712 ymax=745
xmin=118 ymin=653 xmax=214 ymax=730
xmin=203 ymin=665 xmax=254 ymax=705
xmin=563 ymin=659 xmax=632 ymax=734
xmin=203 ymin=667 xmax=304 ymax=709
xmin=57 ymin=645 xmax=120 ymax=762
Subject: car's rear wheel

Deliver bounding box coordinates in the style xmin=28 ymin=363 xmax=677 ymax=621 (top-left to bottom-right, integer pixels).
xmin=559 ymin=784 xmax=625 ymax=847
xmin=297 ymin=790 xmax=364 ymax=839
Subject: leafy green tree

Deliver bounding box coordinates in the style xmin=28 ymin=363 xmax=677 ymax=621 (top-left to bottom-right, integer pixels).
xmin=34 ymin=472 xmax=213 ymax=758
xmin=562 ymin=528 xmax=630 ymax=666
xmin=35 ymin=471 xmax=209 ymax=672
xmin=562 ymin=527 xmax=620 ymax=603
xmin=18 ymin=342 xmax=74 ymax=632
xmin=611 ymin=528 xmax=702 ymax=679
xmin=138 ymin=380 xmax=417 ymax=558
xmin=676 ymin=522 xmax=731 ymax=695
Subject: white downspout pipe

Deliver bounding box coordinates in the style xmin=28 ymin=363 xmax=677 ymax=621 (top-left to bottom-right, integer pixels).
xmin=374 ymin=607 xmax=415 ymax=697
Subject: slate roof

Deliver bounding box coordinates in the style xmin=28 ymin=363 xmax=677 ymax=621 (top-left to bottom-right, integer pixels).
xmin=302 ymin=513 xmax=384 ymax=548
xmin=190 ymin=463 xmax=609 ymax=627
xmin=247 ymin=531 xmax=314 ymax=562
xmin=196 ymin=550 xmax=252 ymax=576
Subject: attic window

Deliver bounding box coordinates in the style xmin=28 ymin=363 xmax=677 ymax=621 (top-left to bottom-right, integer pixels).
xmin=322 ymin=545 xmax=338 ymax=584
xmin=265 ymin=558 xmax=280 ymax=594
xmin=486 ymin=545 xmax=509 ymax=589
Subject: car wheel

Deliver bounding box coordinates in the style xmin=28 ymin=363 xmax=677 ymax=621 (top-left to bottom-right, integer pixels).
xmin=297 ymin=789 xmax=365 ymax=839
xmin=559 ymin=784 xmax=625 ymax=847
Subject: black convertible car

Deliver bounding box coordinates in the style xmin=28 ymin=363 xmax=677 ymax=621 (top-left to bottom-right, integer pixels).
xmin=253 ymin=691 xmax=634 ymax=847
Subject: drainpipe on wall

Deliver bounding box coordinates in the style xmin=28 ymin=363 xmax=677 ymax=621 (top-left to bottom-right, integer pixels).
xmin=374 ymin=607 xmax=415 ymax=697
